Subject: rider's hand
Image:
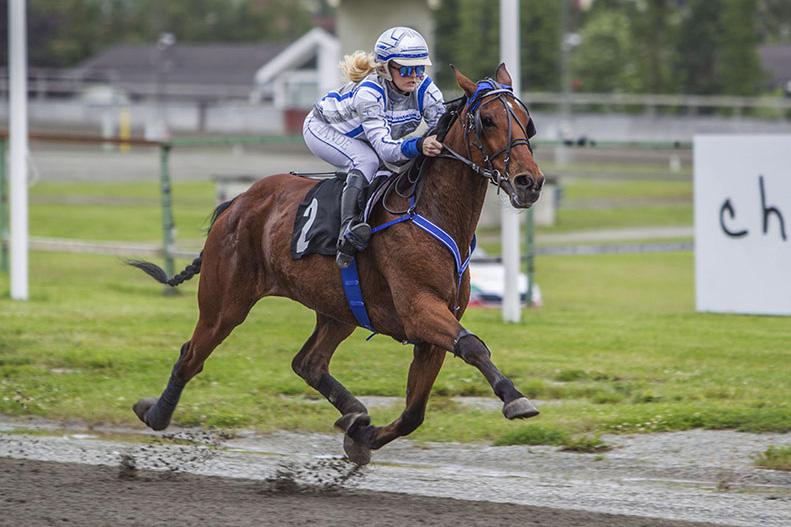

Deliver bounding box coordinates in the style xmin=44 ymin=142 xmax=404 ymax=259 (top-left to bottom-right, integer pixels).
xmin=420 ymin=135 xmax=443 ymax=157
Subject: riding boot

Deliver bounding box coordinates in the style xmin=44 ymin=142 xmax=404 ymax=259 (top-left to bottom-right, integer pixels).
xmin=336 ymin=169 xmax=371 ymax=269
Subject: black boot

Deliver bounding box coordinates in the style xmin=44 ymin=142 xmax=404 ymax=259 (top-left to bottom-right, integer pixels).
xmin=336 ymin=170 xmax=371 ymax=269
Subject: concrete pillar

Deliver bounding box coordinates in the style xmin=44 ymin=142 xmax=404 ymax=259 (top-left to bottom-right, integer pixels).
xmin=334 ymin=0 xmax=436 ymax=57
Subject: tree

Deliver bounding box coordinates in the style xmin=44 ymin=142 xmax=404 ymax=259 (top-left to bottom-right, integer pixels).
xmin=718 ymin=0 xmax=764 ymax=95
xmin=433 ymin=0 xmax=562 ymax=91
xmin=570 ymin=6 xmax=637 ymax=93
xmin=521 ymin=0 xmax=561 ymax=91
xmin=675 ymin=0 xmax=722 ymax=95
xmin=0 ymin=0 xmax=316 ymax=69
xmin=629 ymin=0 xmax=676 ymax=94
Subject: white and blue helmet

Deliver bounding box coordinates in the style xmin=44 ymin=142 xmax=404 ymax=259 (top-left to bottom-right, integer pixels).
xmin=374 ymin=27 xmax=432 ymax=80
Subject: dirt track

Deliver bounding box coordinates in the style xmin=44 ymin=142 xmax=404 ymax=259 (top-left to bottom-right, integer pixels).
xmin=1 ymin=417 xmax=790 ymax=527
xmin=2 ymin=457 xmax=721 ymax=527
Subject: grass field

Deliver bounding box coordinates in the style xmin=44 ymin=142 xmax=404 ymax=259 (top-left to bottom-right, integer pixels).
xmin=1 ymin=247 xmax=788 ymax=448
xmin=26 ymin=177 xmax=692 ymax=250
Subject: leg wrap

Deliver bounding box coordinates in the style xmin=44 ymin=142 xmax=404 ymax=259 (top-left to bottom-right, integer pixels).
xmin=144 ymin=375 xmax=185 ymax=431
xmin=494 ymin=378 xmax=524 ymax=404
xmin=346 ymin=414 xmax=374 ymax=446
xmin=452 ymin=329 xmax=492 ymax=362
xmin=317 ymin=373 xmax=367 ymax=415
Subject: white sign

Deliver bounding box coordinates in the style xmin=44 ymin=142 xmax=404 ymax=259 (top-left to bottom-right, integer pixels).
xmin=694 ymin=135 xmax=791 ymax=315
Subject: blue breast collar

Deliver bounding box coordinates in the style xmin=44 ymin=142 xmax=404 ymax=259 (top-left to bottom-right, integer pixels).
xmin=340 ymin=195 xmax=476 ymax=334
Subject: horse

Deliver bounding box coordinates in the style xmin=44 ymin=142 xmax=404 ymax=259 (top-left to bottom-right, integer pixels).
xmin=129 ymin=64 xmax=545 ymax=465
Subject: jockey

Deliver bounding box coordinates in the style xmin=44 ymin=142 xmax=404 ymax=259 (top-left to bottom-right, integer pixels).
xmin=303 ymin=26 xmax=445 ymax=269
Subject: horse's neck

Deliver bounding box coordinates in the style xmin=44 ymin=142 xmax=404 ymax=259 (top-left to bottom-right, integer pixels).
xmin=417 ymin=127 xmax=488 ymax=250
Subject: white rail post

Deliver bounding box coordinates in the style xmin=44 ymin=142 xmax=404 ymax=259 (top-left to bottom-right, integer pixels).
xmin=500 ymin=0 xmax=521 ymax=322
xmin=9 ymin=0 xmax=29 ymax=300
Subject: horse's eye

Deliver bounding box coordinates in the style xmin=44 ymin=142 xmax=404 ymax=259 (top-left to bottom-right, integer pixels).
xmin=481 ymin=116 xmax=496 ymax=128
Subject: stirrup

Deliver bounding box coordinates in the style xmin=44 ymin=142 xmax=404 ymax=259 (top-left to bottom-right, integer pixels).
xmin=336 ymin=223 xmax=371 ymax=269
xmin=336 ymin=250 xmax=355 ymax=269
xmin=342 ymin=222 xmax=371 ymax=251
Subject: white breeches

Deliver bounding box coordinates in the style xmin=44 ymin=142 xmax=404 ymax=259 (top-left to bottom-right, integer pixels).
xmin=302 ymin=110 xmax=381 ymax=183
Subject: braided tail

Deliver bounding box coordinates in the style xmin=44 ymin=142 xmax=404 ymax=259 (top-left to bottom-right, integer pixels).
xmin=127 ymin=254 xmax=202 ymax=287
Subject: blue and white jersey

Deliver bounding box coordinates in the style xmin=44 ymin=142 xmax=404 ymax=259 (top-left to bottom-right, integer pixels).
xmin=312 ymin=73 xmax=445 ymax=164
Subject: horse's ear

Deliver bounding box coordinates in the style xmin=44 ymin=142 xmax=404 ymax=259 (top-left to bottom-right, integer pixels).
xmin=495 ymin=63 xmax=513 ymax=86
xmin=451 ymin=64 xmax=477 ymax=97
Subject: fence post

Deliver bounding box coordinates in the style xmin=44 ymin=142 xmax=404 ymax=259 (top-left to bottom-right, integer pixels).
xmin=0 ymin=138 xmax=7 ymax=274
xmin=525 ymin=207 xmax=535 ymax=307
xmin=159 ymin=142 xmax=176 ymax=294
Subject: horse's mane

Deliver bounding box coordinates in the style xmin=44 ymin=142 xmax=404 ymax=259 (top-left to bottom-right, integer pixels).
xmin=382 ymin=96 xmax=468 ymax=212
xmin=433 ymin=96 xmax=466 ymax=142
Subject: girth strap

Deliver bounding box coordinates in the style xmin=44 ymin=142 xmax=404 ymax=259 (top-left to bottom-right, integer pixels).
xmin=340 ymin=258 xmax=375 ymax=332
xmin=341 ymin=196 xmax=475 ymax=332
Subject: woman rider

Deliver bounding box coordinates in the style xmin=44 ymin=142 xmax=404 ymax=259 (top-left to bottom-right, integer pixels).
xmin=302 ymin=26 xmax=445 ymax=268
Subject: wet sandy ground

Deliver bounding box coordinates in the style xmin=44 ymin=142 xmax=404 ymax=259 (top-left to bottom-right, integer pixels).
xmin=1 ymin=417 xmax=789 ymax=526
xmin=2 ymin=457 xmax=720 ymax=527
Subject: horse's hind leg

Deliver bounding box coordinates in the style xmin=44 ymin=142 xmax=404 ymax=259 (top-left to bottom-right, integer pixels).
xmin=291 ymin=313 xmax=367 ymax=418
xmin=344 ymin=343 xmax=445 ymax=455
xmin=133 ymin=263 xmax=257 ymax=431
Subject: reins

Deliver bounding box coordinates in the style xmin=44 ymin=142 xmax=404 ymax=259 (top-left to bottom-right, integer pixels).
xmin=436 ymin=80 xmax=535 ymax=196
xmin=342 ymin=79 xmax=537 ymax=332
xmin=381 ymin=79 xmax=535 ymax=216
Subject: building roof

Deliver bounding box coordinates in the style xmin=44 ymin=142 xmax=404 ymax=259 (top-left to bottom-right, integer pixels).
xmin=72 ymin=42 xmax=290 ymax=87
xmin=759 ymin=44 xmax=791 ymax=89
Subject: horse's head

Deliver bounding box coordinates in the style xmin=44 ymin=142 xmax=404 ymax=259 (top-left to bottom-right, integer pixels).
xmin=450 ymin=64 xmax=543 ymax=209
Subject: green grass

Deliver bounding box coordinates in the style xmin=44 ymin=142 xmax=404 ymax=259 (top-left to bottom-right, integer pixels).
xmin=754 ymin=445 xmax=791 ymax=471
xmin=547 ymin=203 xmax=692 ymax=233
xmin=1 ymin=249 xmax=789 ymax=447
xmin=27 ymin=178 xmax=692 ymax=250
xmin=561 ymin=179 xmax=692 ymax=201
xmin=29 ymin=181 xmax=216 ymax=243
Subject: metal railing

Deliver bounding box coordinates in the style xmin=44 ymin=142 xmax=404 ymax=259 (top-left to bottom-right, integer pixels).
xmin=0 ymin=132 xmax=306 ymax=284
xmin=2 ymin=69 xmax=790 ymax=113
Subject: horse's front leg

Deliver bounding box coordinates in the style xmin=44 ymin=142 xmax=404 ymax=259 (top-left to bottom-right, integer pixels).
xmin=339 ymin=343 xmax=445 ymax=455
xmin=401 ymin=296 xmax=539 ymax=420
xmin=452 ymin=327 xmax=539 ymax=419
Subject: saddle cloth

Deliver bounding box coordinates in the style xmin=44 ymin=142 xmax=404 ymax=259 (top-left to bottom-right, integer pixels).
xmin=291 ymin=176 xmax=345 ymax=259
xmin=290 ymin=161 xmax=419 ymax=260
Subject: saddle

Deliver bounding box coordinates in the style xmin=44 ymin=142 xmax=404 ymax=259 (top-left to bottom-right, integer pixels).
xmin=290 ymin=169 xmax=404 ymax=260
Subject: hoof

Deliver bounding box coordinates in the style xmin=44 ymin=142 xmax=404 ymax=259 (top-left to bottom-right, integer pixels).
xmin=132 ymin=398 xmax=157 ymax=422
xmin=334 ymin=412 xmax=370 ymax=433
xmin=335 ymin=412 xmax=372 ymax=465
xmin=503 ymin=397 xmax=540 ymax=420
xmin=132 ymin=398 xmax=170 ymax=431
xmin=343 ymin=433 xmax=371 ymax=465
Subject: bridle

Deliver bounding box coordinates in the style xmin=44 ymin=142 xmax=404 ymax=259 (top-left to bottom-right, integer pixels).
xmin=381 ymin=78 xmax=537 ymax=215
xmin=439 ymin=79 xmax=536 ymax=194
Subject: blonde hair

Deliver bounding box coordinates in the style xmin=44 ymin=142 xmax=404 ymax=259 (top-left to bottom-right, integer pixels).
xmin=340 ymin=51 xmax=376 ymax=82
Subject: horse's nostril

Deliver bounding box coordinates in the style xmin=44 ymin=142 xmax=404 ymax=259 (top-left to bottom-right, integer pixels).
xmin=514 ymin=175 xmax=533 ymax=189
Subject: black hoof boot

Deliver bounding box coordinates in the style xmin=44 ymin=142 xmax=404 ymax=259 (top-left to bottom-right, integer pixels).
xmin=335 ymin=412 xmax=372 ymax=465
xmin=132 ymin=398 xmax=172 ymax=431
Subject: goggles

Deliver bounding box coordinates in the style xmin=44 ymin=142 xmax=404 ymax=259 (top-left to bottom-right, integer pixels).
xmin=391 ymin=63 xmax=426 ymax=78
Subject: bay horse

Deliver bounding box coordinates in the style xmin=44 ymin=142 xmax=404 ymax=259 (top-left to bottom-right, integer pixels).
xmin=130 ymin=64 xmax=544 ymax=464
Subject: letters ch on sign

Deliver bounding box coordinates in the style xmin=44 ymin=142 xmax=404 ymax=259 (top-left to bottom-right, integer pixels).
xmin=719 ymin=175 xmax=787 ymax=241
